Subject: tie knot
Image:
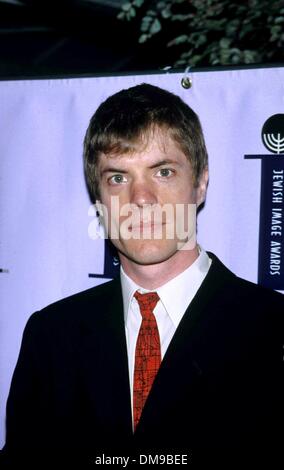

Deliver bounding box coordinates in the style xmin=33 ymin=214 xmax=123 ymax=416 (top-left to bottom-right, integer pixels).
xmin=134 ymin=290 xmax=160 ymax=319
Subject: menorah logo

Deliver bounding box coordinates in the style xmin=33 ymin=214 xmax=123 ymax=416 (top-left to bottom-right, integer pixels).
xmin=262 ymin=114 xmax=284 ymax=154
xmin=245 ymin=113 xmax=284 ymax=291
xmin=262 ymin=133 xmax=284 ymax=154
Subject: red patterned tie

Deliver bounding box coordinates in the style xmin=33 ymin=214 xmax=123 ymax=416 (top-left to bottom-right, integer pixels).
xmin=133 ymin=290 xmax=161 ymax=431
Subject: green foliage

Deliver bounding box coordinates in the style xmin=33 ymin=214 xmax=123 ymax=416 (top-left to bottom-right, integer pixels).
xmin=118 ymin=0 xmax=284 ymax=67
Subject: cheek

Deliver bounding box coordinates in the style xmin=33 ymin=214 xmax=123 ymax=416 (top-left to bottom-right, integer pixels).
xmin=101 ymin=184 xmax=129 ymax=206
xmin=162 ymin=185 xmax=197 ymax=205
xmin=181 ymin=180 xmax=198 ymax=201
xmin=100 ymin=196 xmax=132 ymax=236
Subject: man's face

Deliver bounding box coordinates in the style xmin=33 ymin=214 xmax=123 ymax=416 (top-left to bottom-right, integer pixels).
xmin=97 ymin=130 xmax=208 ymax=266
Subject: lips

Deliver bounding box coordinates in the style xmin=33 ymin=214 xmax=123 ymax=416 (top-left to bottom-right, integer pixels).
xmin=129 ymin=222 xmax=165 ymax=230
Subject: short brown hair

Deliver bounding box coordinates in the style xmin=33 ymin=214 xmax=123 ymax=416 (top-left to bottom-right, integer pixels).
xmin=83 ymin=83 xmax=208 ymax=202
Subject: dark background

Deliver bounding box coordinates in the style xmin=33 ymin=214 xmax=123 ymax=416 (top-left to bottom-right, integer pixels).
xmin=0 ymin=0 xmax=172 ymax=79
xmin=0 ymin=0 xmax=283 ymax=80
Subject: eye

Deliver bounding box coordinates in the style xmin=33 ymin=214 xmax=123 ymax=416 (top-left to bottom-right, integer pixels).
xmin=108 ymin=174 xmax=127 ymax=185
xmin=156 ymin=168 xmax=175 ymax=178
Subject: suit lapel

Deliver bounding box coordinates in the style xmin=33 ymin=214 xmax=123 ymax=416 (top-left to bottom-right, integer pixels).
xmin=77 ymin=253 xmax=236 ymax=442
xmin=134 ymin=252 xmax=236 ymax=435
xmin=78 ymin=279 xmax=133 ymax=441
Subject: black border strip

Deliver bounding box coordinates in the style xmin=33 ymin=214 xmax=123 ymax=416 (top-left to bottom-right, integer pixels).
xmin=0 ymin=62 xmax=283 ymax=82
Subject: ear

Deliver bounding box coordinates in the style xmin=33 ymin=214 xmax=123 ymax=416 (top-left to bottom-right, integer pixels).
xmin=95 ymin=199 xmax=103 ymax=218
xmin=196 ymin=167 xmax=209 ymax=208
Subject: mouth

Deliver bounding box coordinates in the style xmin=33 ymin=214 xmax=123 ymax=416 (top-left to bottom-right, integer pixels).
xmin=128 ymin=222 xmax=166 ymax=231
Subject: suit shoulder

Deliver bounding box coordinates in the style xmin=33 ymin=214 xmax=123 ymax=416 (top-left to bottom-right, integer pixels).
xmin=208 ymin=251 xmax=284 ymax=304
xmin=234 ymin=274 xmax=284 ymax=304
xmin=28 ymin=278 xmax=121 ymax=327
xmin=207 ymin=252 xmax=284 ymax=328
xmin=55 ymin=278 xmax=119 ymax=305
xmin=225 ymin=274 xmax=284 ymax=334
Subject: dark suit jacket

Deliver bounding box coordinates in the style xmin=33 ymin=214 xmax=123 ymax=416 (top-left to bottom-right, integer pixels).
xmin=1 ymin=252 xmax=284 ymax=467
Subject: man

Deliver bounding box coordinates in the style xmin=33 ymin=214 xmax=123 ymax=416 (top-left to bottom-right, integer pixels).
xmin=2 ymin=84 xmax=284 ymax=467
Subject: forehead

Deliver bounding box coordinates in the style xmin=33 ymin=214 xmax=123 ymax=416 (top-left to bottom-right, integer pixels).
xmin=98 ymin=127 xmax=189 ymax=169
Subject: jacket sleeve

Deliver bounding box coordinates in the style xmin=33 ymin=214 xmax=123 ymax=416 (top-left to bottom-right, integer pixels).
xmin=1 ymin=311 xmax=51 ymax=465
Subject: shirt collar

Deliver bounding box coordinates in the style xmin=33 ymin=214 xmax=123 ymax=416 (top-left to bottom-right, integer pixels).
xmin=120 ymin=245 xmax=212 ymax=327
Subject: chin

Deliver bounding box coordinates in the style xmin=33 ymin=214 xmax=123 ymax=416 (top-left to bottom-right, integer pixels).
xmin=117 ymin=239 xmax=180 ymax=266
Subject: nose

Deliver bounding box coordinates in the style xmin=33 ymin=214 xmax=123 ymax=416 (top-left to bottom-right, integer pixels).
xmin=129 ymin=178 xmax=158 ymax=207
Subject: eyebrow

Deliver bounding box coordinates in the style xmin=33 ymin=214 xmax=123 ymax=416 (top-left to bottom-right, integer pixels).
xmin=149 ymin=159 xmax=181 ymax=169
xmin=100 ymin=167 xmax=128 ymax=176
xmin=100 ymin=159 xmax=181 ymax=176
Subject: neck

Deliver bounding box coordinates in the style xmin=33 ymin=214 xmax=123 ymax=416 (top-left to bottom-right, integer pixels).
xmin=120 ymin=244 xmax=200 ymax=290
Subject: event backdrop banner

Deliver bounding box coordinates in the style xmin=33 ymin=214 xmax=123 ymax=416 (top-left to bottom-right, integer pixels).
xmin=0 ymin=67 xmax=284 ymax=447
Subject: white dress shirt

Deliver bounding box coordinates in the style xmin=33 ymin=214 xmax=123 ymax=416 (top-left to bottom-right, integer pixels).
xmin=120 ymin=246 xmax=212 ymax=424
